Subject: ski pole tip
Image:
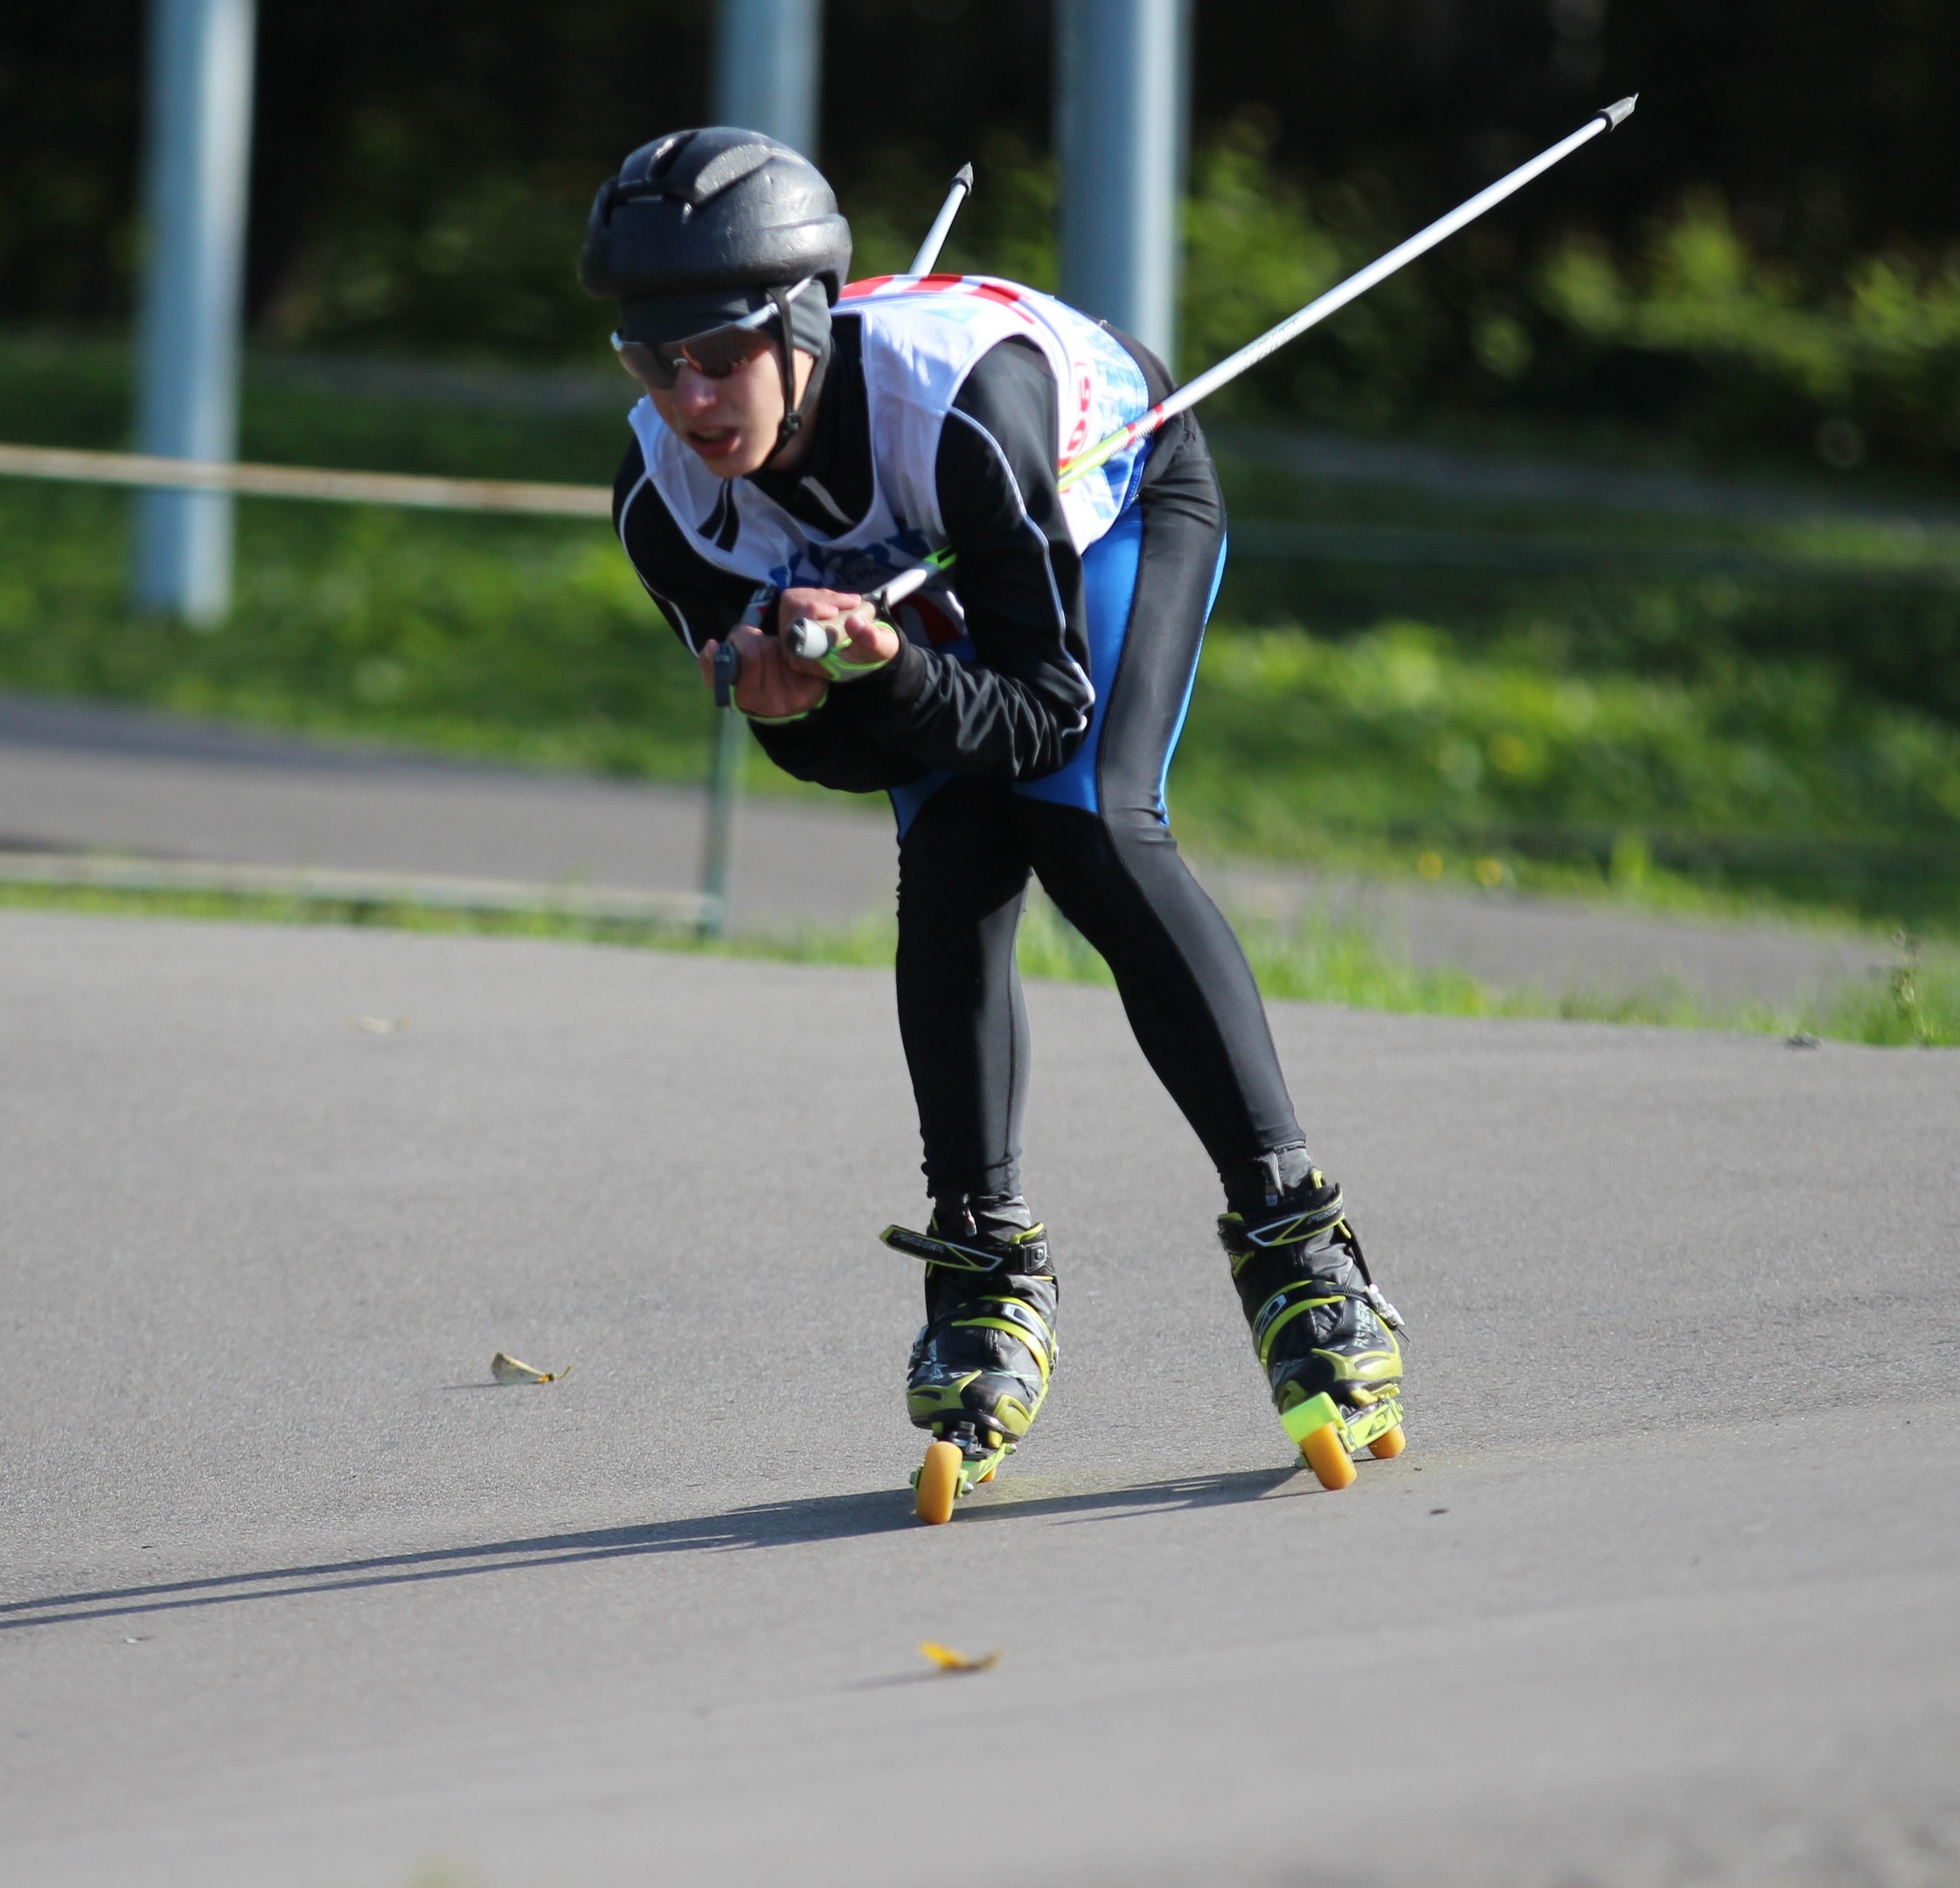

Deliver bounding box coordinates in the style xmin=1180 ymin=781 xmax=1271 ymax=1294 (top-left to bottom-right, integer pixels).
xmin=1599 ymin=95 xmax=1638 ymax=129
xmin=954 ymin=162 xmax=975 ymax=191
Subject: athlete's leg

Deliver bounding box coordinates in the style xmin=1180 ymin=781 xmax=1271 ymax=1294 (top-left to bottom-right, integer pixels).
xmin=893 ymin=774 xmax=1034 ymax=1206
xmin=1014 ymin=413 xmax=1303 ymax=1179
xmin=1021 ymin=809 xmax=1301 ymax=1176
xmin=1011 ymin=402 xmax=1403 ymax=1470
xmin=891 ymin=778 xmax=1059 ymax=1462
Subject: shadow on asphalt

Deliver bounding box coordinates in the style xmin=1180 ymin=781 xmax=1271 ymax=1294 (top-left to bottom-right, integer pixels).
xmin=0 ymin=1471 xmax=1299 ymax=1634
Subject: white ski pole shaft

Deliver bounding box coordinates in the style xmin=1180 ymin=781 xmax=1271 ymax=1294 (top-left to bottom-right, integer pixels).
xmin=908 ymin=163 xmax=976 ymax=277
xmin=1060 ymin=96 xmax=1637 ymax=489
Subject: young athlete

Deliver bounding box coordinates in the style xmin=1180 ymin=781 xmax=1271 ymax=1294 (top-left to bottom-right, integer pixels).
xmin=580 ymin=128 xmax=1405 ymax=1497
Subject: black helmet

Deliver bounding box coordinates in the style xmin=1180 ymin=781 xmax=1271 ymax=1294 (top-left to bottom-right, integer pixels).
xmin=580 ymin=127 xmax=852 ymax=346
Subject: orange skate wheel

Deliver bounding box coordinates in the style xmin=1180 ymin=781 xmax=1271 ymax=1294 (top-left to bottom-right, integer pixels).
xmin=915 ymin=1440 xmax=963 ymax=1524
xmin=1302 ymin=1422 xmax=1358 ymax=1491
xmin=1369 ymin=1424 xmax=1407 ymax=1460
xmin=976 ymin=1463 xmax=997 ymax=1483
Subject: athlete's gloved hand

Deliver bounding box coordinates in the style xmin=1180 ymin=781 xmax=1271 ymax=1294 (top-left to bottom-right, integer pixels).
xmin=697 ymin=624 xmax=828 ymax=724
xmin=777 ymin=586 xmax=900 ymax=681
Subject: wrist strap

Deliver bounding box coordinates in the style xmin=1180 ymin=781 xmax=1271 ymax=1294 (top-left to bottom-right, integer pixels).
xmin=743 ymin=685 xmax=828 ymax=725
xmin=810 ymin=613 xmax=898 ymax=684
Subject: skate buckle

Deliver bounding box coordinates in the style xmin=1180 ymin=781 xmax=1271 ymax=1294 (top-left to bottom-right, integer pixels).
xmin=1366 ymin=1283 xmax=1407 ymax=1332
xmin=881 ymin=1224 xmax=1004 ymax=1273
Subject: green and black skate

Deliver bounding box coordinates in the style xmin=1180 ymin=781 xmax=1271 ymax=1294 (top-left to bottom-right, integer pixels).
xmin=1218 ymin=1170 xmax=1407 ymax=1489
xmin=882 ymin=1214 xmax=1059 ymax=1524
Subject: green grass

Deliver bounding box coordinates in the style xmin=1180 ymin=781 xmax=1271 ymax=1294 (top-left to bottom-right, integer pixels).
xmin=7 ymin=329 xmax=1960 ymax=934
xmin=4 ymin=880 xmax=1953 ymax=1048
xmin=1172 ymin=622 xmax=1960 ymax=931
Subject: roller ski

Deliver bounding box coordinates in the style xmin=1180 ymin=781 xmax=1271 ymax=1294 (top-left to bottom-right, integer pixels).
xmin=883 ymin=1208 xmax=1059 ymax=1524
xmin=1219 ymin=1166 xmax=1407 ymax=1490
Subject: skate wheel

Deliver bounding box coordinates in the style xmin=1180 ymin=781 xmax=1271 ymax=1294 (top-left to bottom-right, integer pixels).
xmin=1302 ymin=1422 xmax=1358 ymax=1491
xmin=976 ymin=1463 xmax=996 ymax=1483
xmin=1369 ymin=1424 xmax=1407 ymax=1460
xmin=915 ymin=1440 xmax=963 ymax=1524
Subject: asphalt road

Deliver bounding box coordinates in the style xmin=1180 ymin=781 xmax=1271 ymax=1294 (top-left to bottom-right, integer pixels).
xmin=0 ymin=691 xmax=899 ymax=932
xmin=2 ymin=909 xmax=1955 ymax=1888
xmin=1 ymin=689 xmax=1897 ymax=1003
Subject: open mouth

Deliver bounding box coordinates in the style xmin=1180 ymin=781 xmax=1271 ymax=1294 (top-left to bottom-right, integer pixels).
xmin=685 ymin=427 xmax=742 ymax=459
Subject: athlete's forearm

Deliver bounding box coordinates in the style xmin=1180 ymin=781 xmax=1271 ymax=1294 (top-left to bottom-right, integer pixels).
xmin=834 ymin=637 xmax=1087 ymax=779
xmin=749 ymin=697 xmax=929 ymax=793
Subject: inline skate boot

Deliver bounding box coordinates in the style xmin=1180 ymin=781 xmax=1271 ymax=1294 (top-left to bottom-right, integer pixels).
xmin=1218 ymin=1160 xmax=1406 ymax=1489
xmin=882 ymin=1198 xmax=1058 ymax=1524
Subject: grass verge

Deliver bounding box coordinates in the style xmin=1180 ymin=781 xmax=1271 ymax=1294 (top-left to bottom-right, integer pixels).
xmin=4 ymin=880 xmax=1951 ymax=1048
xmin=8 ymin=332 xmax=1960 ymax=935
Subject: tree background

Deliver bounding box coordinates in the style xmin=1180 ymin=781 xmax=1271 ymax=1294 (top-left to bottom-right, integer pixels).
xmin=5 ymin=1 xmax=1960 ymax=468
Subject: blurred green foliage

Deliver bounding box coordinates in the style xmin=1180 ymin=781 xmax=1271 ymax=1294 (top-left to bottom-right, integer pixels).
xmin=10 ymin=1 xmax=1960 ymax=480
xmin=9 ymin=455 xmax=1960 ymax=934
xmin=0 ymin=480 xmax=714 ymax=781
xmin=1178 ymin=121 xmax=1435 ymax=429
xmin=1540 ymin=195 xmax=1960 ymax=466
xmin=8 ymin=329 xmax=1960 ymax=934
xmin=1171 ymin=624 xmax=1960 ymax=927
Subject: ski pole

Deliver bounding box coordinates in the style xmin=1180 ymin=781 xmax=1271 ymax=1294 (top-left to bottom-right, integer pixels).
xmin=781 ymin=99 xmax=1636 ymax=666
xmin=1059 ymin=95 xmax=1637 ymax=490
xmin=908 ymin=164 xmax=976 ymax=277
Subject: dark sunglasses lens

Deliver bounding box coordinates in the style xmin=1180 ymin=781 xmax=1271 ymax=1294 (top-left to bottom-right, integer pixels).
xmin=679 ymin=328 xmax=774 ymax=378
xmin=613 ymin=341 xmax=678 ymax=389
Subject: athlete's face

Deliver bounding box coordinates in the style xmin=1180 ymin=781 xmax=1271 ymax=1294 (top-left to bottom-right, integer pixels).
xmin=645 ymin=344 xmax=817 ymax=479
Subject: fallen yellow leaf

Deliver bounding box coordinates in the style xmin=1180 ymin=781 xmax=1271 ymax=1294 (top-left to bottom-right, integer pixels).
xmin=918 ymin=1641 xmax=1001 ymax=1674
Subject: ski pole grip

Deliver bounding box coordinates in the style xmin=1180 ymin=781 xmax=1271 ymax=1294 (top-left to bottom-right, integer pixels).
xmin=783 ymin=614 xmax=837 ymax=662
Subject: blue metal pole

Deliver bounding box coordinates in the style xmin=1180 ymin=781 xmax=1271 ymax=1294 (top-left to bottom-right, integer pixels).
xmin=1055 ymin=0 xmax=1187 ymax=365
xmin=713 ymin=0 xmax=823 ymax=155
xmin=132 ymin=0 xmax=256 ymax=625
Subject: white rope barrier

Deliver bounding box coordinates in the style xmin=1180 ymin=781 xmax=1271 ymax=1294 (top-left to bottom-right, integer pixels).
xmin=0 ymin=441 xmax=613 ymax=518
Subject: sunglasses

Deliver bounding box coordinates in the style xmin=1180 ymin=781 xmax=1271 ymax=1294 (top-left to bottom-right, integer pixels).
xmin=611 ymin=321 xmax=780 ymax=391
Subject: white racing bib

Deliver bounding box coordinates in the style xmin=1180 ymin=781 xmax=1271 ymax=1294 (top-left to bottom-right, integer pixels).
xmin=623 ymin=274 xmax=1152 ymax=657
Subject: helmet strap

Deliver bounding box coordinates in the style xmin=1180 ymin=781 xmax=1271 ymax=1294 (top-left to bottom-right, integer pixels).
xmin=760 ymin=285 xmax=831 ymax=469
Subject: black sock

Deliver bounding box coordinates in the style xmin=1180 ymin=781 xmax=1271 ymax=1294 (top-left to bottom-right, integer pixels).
xmin=1220 ymin=1143 xmax=1317 ymax=1214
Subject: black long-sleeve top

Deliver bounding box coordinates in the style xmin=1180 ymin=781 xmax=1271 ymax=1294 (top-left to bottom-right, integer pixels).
xmin=611 ymin=318 xmax=1099 ymax=793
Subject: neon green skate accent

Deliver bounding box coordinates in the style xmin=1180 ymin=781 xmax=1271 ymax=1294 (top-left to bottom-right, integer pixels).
xmin=1219 ymin=1188 xmax=1347 ymax=1275
xmin=1281 ymin=1392 xmax=1343 ymax=1447
xmin=907 ymin=1374 xmax=983 ymax=1427
xmin=951 ymin=1301 xmax=1056 ymax=1386
xmin=907 ymin=1370 xmax=1046 ymax=1441
xmin=1341 ymin=1397 xmax=1405 ymax=1451
xmin=1318 ymin=1336 xmax=1402 ymax=1386
xmin=955 ymin=1322 xmax=1053 ymax=1385
xmin=881 ymin=1221 xmax=1049 ymax=1272
xmin=1279 ymin=1391 xmax=1405 ymax=1455
xmin=1255 ymin=1288 xmax=1343 ymax=1366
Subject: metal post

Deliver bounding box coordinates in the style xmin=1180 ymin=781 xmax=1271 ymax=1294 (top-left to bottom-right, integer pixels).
xmin=1055 ymin=0 xmax=1186 ymax=364
xmin=713 ymin=0 xmax=823 ymax=154
xmin=699 ymin=705 xmax=746 ymax=937
xmin=699 ymin=0 xmax=822 ymax=935
xmin=132 ymin=0 xmax=256 ymax=625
